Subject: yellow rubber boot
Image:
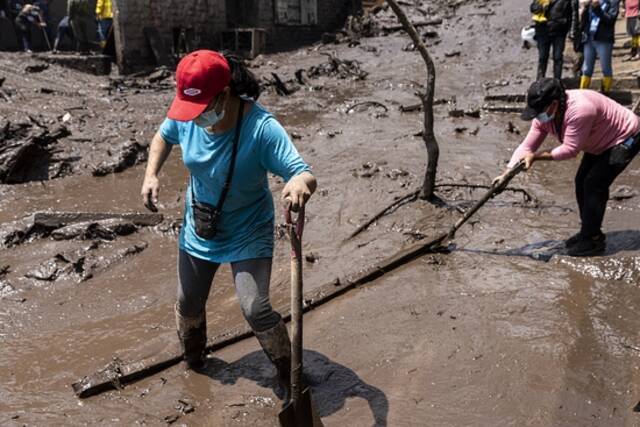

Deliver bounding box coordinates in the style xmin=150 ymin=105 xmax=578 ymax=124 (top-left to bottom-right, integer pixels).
xmin=579 ymin=75 xmax=592 ymax=89
xmin=602 ymin=76 xmax=613 ymax=93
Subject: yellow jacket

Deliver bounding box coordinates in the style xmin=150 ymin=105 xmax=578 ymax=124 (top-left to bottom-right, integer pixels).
xmin=96 ymin=0 xmax=113 ymax=19
xmin=532 ymin=0 xmax=550 ymax=23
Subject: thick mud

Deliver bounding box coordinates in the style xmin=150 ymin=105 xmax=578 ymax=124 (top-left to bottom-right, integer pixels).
xmin=2 ymin=0 xmax=640 ymax=426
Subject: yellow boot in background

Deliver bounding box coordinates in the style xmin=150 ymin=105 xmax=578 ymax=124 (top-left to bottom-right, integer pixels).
xmin=579 ymin=75 xmax=592 ymax=89
xmin=602 ymin=76 xmax=613 ymax=93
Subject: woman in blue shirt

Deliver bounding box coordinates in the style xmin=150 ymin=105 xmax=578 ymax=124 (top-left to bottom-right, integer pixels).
xmin=140 ymin=50 xmax=316 ymax=403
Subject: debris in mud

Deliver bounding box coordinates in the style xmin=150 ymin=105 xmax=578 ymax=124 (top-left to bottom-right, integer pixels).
xmin=247 ymin=395 xmax=276 ymax=408
xmin=0 ymin=120 xmax=71 ymax=183
xmin=0 ymin=279 xmax=16 ymax=297
xmin=305 ymin=252 xmax=319 ymax=263
xmin=104 ymin=67 xmax=174 ymax=94
xmin=610 ymin=185 xmax=637 ymax=201
xmin=506 ymin=121 xmax=521 ymax=134
xmin=24 ymin=63 xmax=49 ymax=73
xmin=176 ymin=399 xmax=195 ymax=415
xmin=24 ymin=241 xmax=148 ymax=283
xmin=345 ymin=100 xmax=388 ymax=117
xmin=353 ymin=162 xmax=382 ymax=178
xmin=0 ymin=212 xmax=162 ymax=248
xmin=483 ymin=80 xmax=510 ymax=90
xmin=92 ymin=140 xmax=148 ymax=176
xmin=51 ymin=219 xmax=138 ymax=241
xmin=306 ymin=52 xmax=368 ymax=81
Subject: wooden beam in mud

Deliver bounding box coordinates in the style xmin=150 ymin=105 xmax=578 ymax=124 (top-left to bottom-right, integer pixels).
xmin=71 ymin=164 xmax=527 ymax=399
xmin=31 ymin=212 xmax=163 ymax=228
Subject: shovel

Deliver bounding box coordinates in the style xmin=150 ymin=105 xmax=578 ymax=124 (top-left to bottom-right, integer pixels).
xmin=279 ymin=204 xmax=324 ymax=427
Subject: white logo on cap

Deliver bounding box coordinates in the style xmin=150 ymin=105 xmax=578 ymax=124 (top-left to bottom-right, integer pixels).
xmin=183 ymin=88 xmax=202 ymax=96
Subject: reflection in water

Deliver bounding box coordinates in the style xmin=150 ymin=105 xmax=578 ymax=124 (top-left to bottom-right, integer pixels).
xmin=198 ymin=349 xmax=389 ymax=426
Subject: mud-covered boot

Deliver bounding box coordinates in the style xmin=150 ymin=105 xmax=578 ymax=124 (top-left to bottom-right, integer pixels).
xmin=175 ymin=303 xmax=207 ymax=370
xmin=254 ymin=319 xmax=292 ymax=404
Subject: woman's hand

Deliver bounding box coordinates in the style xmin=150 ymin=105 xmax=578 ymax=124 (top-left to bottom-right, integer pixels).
xmin=141 ymin=174 xmax=160 ymax=212
xmin=282 ymin=172 xmax=316 ymax=212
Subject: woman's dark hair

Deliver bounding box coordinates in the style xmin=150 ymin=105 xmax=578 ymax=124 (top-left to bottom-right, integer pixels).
xmin=222 ymin=52 xmax=261 ymax=100
xmin=553 ymin=78 xmax=567 ymax=137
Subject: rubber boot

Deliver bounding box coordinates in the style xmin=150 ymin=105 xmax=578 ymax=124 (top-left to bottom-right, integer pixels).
xmin=602 ymin=76 xmax=613 ymax=93
xmin=175 ymin=303 xmax=207 ymax=370
xmin=579 ymin=75 xmax=591 ymax=89
xmin=254 ymin=319 xmax=292 ymax=404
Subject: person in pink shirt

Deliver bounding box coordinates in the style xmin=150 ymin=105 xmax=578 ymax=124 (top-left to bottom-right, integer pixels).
xmin=494 ymin=78 xmax=640 ymax=256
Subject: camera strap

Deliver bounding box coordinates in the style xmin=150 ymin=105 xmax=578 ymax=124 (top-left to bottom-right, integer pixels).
xmin=190 ymin=99 xmax=245 ymax=211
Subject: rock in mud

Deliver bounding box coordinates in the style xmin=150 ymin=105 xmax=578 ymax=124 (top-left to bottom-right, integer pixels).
xmin=610 ymin=185 xmax=637 ymax=201
xmin=0 ymin=120 xmax=71 ymax=184
xmin=25 ymin=241 xmax=148 ymax=283
xmin=0 ymin=280 xmax=16 ymax=297
xmin=92 ymin=140 xmax=148 ymax=176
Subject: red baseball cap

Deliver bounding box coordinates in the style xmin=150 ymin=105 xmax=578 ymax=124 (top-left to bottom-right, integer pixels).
xmin=167 ymin=50 xmax=232 ymax=121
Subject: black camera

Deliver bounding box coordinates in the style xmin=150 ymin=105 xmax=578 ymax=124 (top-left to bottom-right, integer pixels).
xmin=192 ymin=200 xmax=221 ymax=240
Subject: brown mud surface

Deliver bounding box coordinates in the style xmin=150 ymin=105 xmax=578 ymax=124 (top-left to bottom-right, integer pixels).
xmin=2 ymin=0 xmax=640 ymax=425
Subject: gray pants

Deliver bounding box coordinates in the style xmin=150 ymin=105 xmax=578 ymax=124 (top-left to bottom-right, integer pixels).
xmin=177 ymin=249 xmax=280 ymax=332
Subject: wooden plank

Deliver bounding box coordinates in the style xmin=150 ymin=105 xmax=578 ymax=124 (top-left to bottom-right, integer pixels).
xmin=32 ymin=212 xmax=164 ymax=228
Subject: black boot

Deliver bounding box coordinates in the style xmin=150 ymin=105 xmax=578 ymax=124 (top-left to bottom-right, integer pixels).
xmin=254 ymin=319 xmax=292 ymax=404
xmin=175 ymin=303 xmax=207 ymax=370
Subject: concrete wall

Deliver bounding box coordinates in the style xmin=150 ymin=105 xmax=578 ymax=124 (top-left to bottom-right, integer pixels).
xmin=114 ymin=0 xmax=226 ymax=73
xmin=230 ymin=0 xmax=361 ymax=52
xmin=115 ymin=0 xmax=360 ymax=73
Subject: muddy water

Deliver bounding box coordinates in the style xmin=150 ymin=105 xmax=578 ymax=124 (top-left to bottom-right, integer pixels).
xmin=2 ymin=0 xmax=640 ymax=425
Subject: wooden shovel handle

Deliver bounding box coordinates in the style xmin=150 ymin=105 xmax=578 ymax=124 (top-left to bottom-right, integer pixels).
xmin=284 ymin=204 xmax=305 ymax=406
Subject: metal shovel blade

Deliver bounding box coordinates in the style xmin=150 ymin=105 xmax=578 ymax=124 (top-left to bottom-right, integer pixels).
xmin=278 ymin=387 xmax=323 ymax=427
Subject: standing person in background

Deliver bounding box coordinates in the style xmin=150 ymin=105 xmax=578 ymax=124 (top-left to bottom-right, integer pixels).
xmin=623 ymin=0 xmax=640 ymax=60
xmin=531 ymin=0 xmax=575 ymax=79
xmin=53 ymin=15 xmax=74 ymax=52
xmin=578 ymin=0 xmax=619 ymax=92
xmin=95 ymin=0 xmax=112 ymax=49
xmin=570 ymin=0 xmax=585 ymax=77
xmin=67 ymin=0 xmax=90 ymax=52
xmin=0 ymin=0 xmax=8 ymax=19
xmin=14 ymin=3 xmax=45 ymax=53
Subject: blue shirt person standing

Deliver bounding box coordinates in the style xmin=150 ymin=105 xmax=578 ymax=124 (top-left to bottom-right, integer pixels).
xmin=140 ymin=50 xmax=316 ymax=406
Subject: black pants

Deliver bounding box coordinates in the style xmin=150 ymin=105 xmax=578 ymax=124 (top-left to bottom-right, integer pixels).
xmin=575 ymin=138 xmax=640 ymax=237
xmin=536 ymin=27 xmax=567 ymax=80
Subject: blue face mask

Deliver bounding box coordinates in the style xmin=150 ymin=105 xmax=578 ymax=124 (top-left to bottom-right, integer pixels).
xmin=536 ymin=111 xmax=554 ymax=123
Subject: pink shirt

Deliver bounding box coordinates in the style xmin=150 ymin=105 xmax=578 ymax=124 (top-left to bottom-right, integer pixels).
xmin=626 ymin=0 xmax=639 ymax=17
xmin=508 ymin=90 xmax=640 ymax=168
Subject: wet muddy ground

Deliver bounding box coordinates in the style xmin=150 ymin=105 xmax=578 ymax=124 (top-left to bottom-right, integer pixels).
xmin=2 ymin=0 xmax=640 ymax=426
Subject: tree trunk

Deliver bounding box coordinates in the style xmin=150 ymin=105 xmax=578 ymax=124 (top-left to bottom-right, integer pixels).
xmin=386 ymin=0 xmax=439 ymax=200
